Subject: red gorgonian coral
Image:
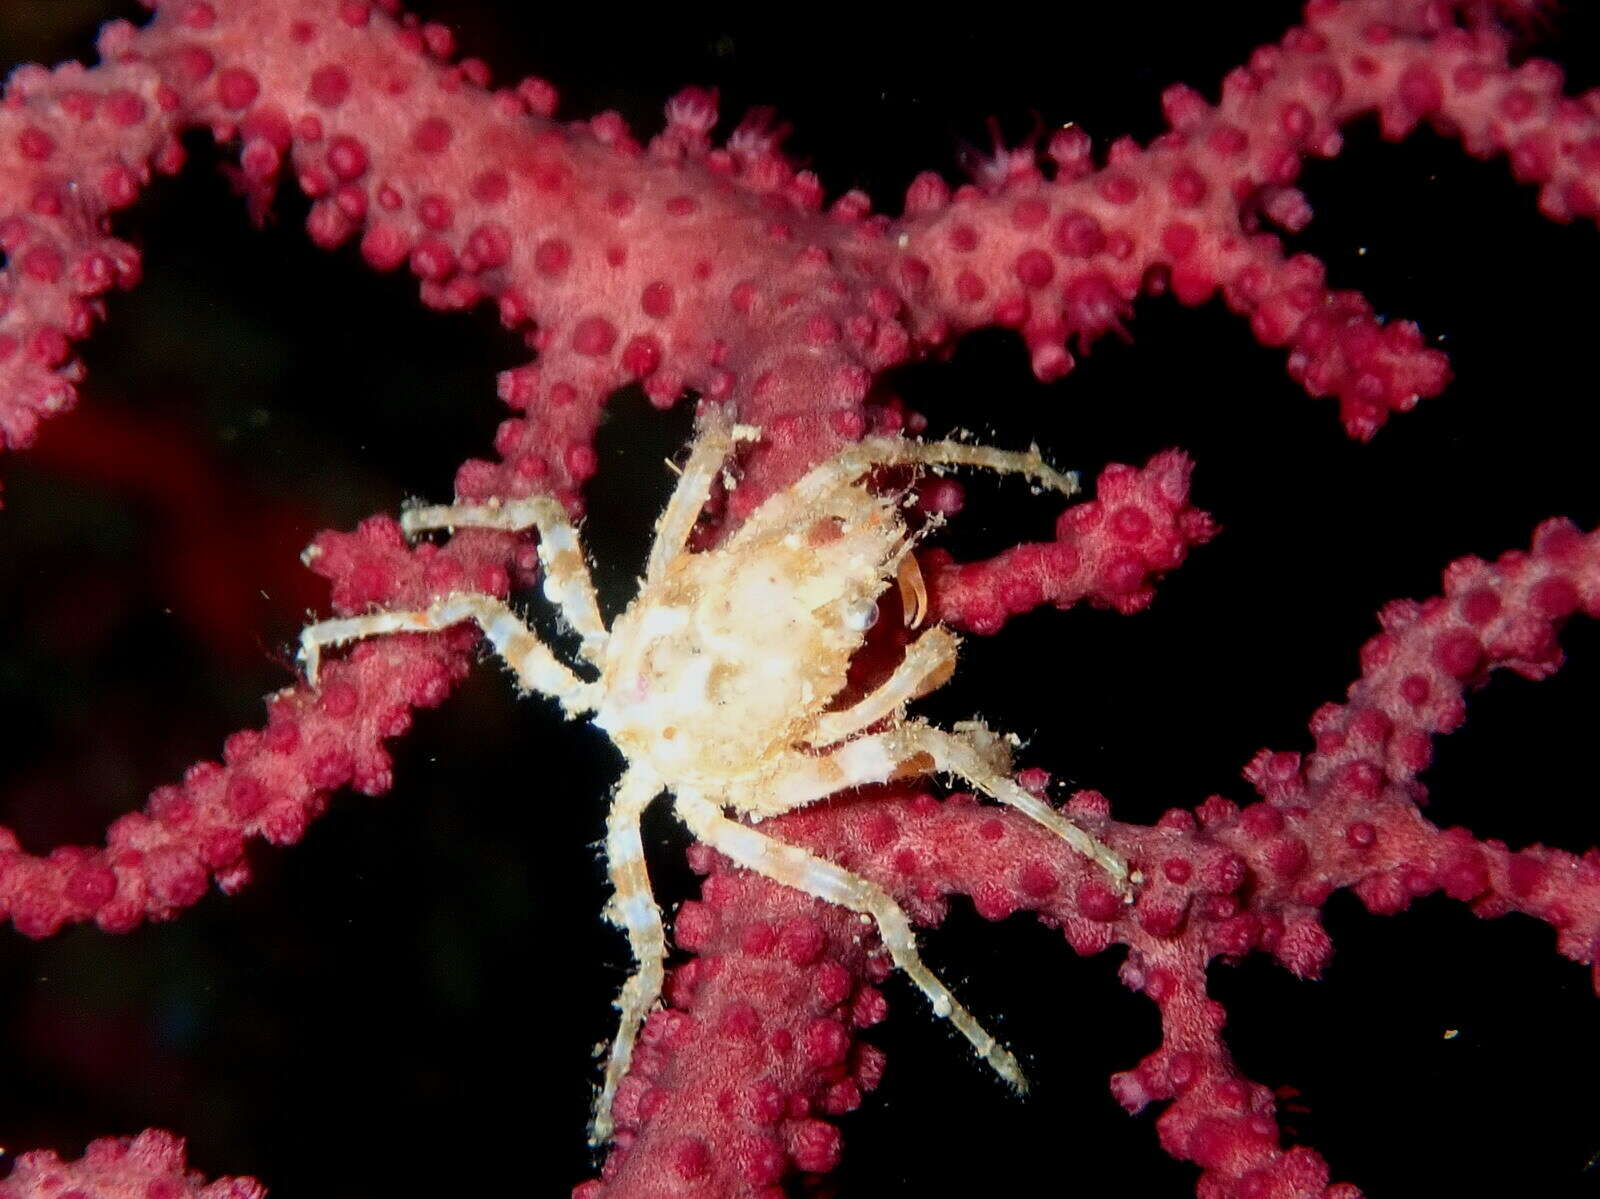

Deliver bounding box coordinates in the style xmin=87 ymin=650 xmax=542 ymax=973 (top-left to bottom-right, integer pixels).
xmin=1 ymin=1 xmax=1598 ymax=1195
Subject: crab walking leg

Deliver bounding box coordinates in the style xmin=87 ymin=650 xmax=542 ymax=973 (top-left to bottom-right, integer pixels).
xmin=734 ymin=436 xmax=1080 ymax=546
xmin=299 ymin=592 xmax=600 ymax=717
xmin=399 ymin=495 xmax=607 ymax=665
xmin=764 ymin=722 xmax=1129 ymax=893
xmin=674 ymin=790 xmax=1029 ymax=1092
xmin=805 ymin=626 xmax=958 ymax=748
xmin=908 ymin=722 xmax=1132 ymax=893
xmin=592 ymin=765 xmax=667 ymax=1145
xmin=854 ymin=435 xmax=1079 ymax=495
xmin=645 ymin=411 xmax=762 ymax=584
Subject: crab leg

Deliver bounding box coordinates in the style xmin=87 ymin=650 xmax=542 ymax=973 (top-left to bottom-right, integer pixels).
xmin=805 ymin=626 xmax=958 ymax=747
xmin=400 ymin=495 xmax=609 ymax=665
xmin=733 ymin=435 xmax=1079 ymax=547
xmin=908 ymin=722 xmax=1131 ymax=892
xmin=299 ymin=592 xmax=600 ymax=718
xmin=645 ymin=409 xmax=761 ymax=584
xmin=673 ymin=790 xmax=1029 ymax=1092
xmin=592 ymin=764 xmax=667 ymax=1145
xmin=763 ymin=720 xmax=1130 ymax=894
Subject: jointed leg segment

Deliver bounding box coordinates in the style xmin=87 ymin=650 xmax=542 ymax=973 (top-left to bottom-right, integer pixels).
xmin=772 ymin=719 xmax=1130 ymax=893
xmin=646 ymin=412 xmax=761 ymax=584
xmin=401 ymin=495 xmax=608 ymax=665
xmin=299 ymin=592 xmax=600 ymax=717
xmin=911 ymin=723 xmax=1131 ymax=891
xmin=806 ymin=626 xmax=958 ymax=747
xmin=593 ymin=765 xmax=667 ymax=1145
xmin=673 ymin=790 xmax=1029 ymax=1091
xmin=735 ymin=435 xmax=1080 ymax=546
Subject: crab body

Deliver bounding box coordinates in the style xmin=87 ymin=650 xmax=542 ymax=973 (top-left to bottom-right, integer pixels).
xmin=596 ymin=480 xmax=907 ymax=797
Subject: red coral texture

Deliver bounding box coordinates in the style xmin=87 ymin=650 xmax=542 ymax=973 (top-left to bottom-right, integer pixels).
xmin=1 ymin=1 xmax=1598 ymax=1196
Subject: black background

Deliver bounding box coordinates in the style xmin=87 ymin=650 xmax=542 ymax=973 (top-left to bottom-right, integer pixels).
xmin=2 ymin=1 xmax=1599 ymax=1194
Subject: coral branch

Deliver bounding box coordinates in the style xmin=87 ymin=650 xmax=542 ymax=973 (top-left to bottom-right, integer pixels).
xmin=588 ymin=517 xmax=1599 ymax=1197
xmin=892 ymin=0 xmax=1596 ymax=438
xmin=0 ymin=519 xmax=513 ymax=937
xmin=0 ymin=1130 xmax=259 ymax=1199
xmin=8 ymin=0 xmax=1593 ymax=494
xmin=0 ymin=42 xmax=173 ymax=453
xmin=925 ymin=450 xmax=1217 ymax=632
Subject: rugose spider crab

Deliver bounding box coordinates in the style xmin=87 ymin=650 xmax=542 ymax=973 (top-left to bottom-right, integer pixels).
xmin=298 ymin=411 xmax=1133 ymax=1141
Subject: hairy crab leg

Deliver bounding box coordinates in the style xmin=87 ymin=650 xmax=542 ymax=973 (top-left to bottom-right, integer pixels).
xmin=806 ymin=626 xmax=958 ymax=747
xmin=731 ymin=436 xmax=1080 ymax=547
xmin=761 ymin=720 xmax=1131 ymax=895
xmin=592 ymin=764 xmax=668 ymax=1145
xmin=299 ymin=592 xmax=600 ymax=717
xmin=399 ymin=495 xmax=609 ymax=665
xmin=645 ymin=411 xmax=762 ymax=585
xmin=673 ymin=790 xmax=1029 ymax=1092
xmin=907 ymin=722 xmax=1132 ymax=893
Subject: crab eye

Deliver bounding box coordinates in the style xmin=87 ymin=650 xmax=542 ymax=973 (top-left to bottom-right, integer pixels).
xmin=843 ymin=600 xmax=879 ymax=631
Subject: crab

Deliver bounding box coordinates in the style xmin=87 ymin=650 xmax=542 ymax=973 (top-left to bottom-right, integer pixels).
xmin=298 ymin=411 xmax=1133 ymax=1143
